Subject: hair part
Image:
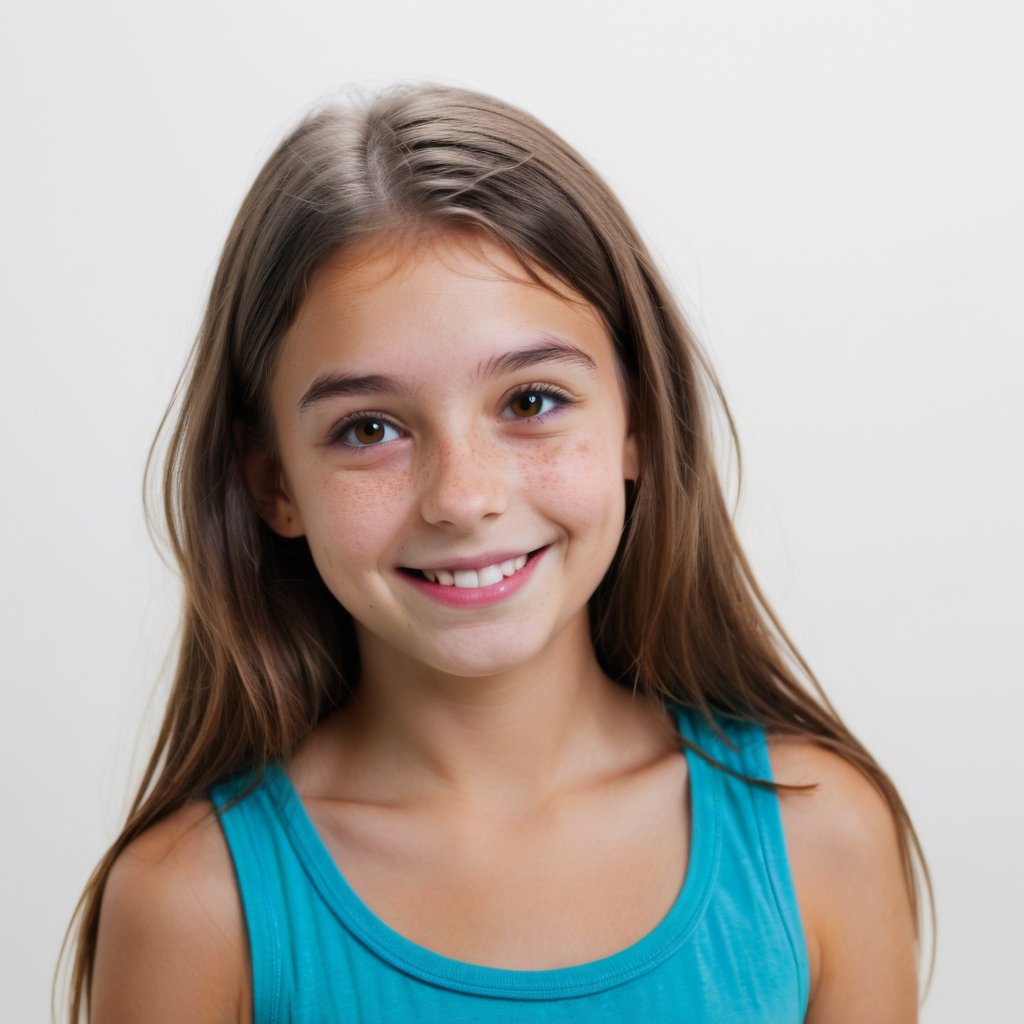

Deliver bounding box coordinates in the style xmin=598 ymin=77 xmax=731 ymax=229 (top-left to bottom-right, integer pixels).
xmin=59 ymin=83 xmax=932 ymax=1020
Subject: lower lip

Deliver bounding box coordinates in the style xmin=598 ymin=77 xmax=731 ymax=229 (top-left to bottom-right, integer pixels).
xmin=400 ymin=548 xmax=548 ymax=608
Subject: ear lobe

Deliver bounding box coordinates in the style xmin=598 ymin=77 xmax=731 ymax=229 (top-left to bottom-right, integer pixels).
xmin=623 ymin=428 xmax=641 ymax=485
xmin=234 ymin=422 xmax=305 ymax=538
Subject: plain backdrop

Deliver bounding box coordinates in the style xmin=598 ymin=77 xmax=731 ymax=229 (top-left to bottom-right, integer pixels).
xmin=2 ymin=1 xmax=1021 ymax=1020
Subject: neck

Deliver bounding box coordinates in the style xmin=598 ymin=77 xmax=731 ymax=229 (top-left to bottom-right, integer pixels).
xmin=320 ymin=617 xmax=661 ymax=813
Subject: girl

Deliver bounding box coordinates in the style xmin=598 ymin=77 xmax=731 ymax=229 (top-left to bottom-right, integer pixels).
xmin=65 ymin=84 xmax=930 ymax=1022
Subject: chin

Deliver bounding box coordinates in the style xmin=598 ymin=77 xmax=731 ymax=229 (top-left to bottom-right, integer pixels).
xmin=416 ymin=638 xmax=549 ymax=682
xmin=390 ymin=613 xmax=577 ymax=682
xmin=352 ymin=600 xmax=591 ymax=685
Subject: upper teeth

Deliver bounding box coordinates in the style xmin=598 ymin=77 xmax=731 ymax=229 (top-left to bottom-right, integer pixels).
xmin=422 ymin=555 xmax=528 ymax=588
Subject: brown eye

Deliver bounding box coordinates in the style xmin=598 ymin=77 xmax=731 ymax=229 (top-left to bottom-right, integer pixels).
xmin=509 ymin=392 xmax=544 ymax=418
xmin=339 ymin=417 xmax=399 ymax=447
xmin=503 ymin=389 xmax=570 ymax=422
xmin=354 ymin=420 xmax=385 ymax=443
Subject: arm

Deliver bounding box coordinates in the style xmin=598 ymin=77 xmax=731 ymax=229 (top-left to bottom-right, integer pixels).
xmin=769 ymin=739 xmax=919 ymax=1023
xmin=90 ymin=801 xmax=250 ymax=1024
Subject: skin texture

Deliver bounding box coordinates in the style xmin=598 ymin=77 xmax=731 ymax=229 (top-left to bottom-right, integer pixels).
xmin=90 ymin=233 xmax=917 ymax=1021
xmin=773 ymin=741 xmax=919 ymax=1022
xmin=91 ymin=803 xmax=251 ymax=1023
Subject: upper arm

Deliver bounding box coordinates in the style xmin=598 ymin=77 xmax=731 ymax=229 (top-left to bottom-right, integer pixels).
xmin=769 ymin=738 xmax=919 ymax=1024
xmin=90 ymin=800 xmax=250 ymax=1024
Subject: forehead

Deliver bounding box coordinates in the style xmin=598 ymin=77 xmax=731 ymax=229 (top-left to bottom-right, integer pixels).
xmin=307 ymin=228 xmax=586 ymax=309
xmin=274 ymin=231 xmax=614 ymax=385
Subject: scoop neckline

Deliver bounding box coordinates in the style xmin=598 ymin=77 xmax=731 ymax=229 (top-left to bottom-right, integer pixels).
xmin=264 ymin=703 xmax=722 ymax=1000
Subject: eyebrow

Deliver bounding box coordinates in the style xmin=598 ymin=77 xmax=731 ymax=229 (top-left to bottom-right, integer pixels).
xmin=297 ymin=337 xmax=598 ymax=413
xmin=478 ymin=339 xmax=598 ymax=380
xmin=298 ymin=372 xmax=403 ymax=412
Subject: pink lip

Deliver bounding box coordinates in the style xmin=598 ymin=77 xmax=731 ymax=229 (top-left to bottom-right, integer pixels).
xmin=399 ymin=547 xmax=548 ymax=608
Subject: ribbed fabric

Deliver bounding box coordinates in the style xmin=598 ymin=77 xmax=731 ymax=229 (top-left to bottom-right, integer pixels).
xmin=211 ymin=705 xmax=809 ymax=1022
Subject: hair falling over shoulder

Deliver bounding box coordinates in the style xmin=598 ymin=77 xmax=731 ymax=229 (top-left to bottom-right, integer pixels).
xmin=58 ymin=83 xmax=933 ymax=1020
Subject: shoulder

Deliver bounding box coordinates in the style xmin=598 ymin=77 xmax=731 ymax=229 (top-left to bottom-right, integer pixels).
xmin=91 ymin=800 xmax=250 ymax=1023
xmin=768 ymin=736 xmax=901 ymax=856
xmin=767 ymin=736 xmax=919 ymax=1022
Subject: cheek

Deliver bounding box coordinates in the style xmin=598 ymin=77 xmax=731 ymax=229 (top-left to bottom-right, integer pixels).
xmin=521 ymin=439 xmax=627 ymax=528
xmin=305 ymin=470 xmax=411 ymax=567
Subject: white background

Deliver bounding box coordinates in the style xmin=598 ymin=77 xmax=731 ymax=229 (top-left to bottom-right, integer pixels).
xmin=2 ymin=1 xmax=1021 ymax=1020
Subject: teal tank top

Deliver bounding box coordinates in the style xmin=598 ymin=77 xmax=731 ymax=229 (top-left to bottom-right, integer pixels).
xmin=211 ymin=705 xmax=810 ymax=1022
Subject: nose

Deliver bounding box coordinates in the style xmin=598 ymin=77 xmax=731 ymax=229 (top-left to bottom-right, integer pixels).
xmin=418 ymin=432 xmax=510 ymax=531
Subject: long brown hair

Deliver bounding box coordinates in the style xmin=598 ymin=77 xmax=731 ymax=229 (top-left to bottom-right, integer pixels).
xmin=60 ymin=83 xmax=932 ymax=1019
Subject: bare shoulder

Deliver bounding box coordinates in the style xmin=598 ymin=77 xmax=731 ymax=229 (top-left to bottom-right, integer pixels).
xmin=767 ymin=736 xmax=919 ymax=1023
xmin=768 ymin=736 xmax=902 ymax=855
xmin=91 ymin=800 xmax=250 ymax=1023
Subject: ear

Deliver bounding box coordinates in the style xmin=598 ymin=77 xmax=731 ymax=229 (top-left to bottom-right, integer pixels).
xmin=623 ymin=426 xmax=640 ymax=484
xmin=234 ymin=422 xmax=305 ymax=538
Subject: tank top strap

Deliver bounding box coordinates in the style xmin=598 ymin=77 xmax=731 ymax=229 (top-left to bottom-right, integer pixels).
xmin=673 ymin=705 xmax=811 ymax=1015
xmin=210 ymin=768 xmax=291 ymax=1023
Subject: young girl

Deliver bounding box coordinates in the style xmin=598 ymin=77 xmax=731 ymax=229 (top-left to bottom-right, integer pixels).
xmin=66 ymin=84 xmax=930 ymax=1022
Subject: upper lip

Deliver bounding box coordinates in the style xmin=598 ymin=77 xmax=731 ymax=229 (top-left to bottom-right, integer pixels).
xmin=403 ymin=547 xmax=542 ymax=573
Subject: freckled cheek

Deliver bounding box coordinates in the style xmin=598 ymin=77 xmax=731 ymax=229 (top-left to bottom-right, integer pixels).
xmin=304 ymin=471 xmax=412 ymax=567
xmin=515 ymin=440 xmax=627 ymax=526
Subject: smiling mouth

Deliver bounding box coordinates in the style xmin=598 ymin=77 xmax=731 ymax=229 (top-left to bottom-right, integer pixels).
xmin=402 ymin=551 xmax=538 ymax=590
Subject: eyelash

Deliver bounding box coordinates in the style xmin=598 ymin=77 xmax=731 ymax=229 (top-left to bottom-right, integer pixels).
xmin=329 ymin=413 xmax=402 ymax=449
xmin=328 ymin=384 xmax=575 ymax=450
xmin=500 ymin=383 xmax=575 ymax=422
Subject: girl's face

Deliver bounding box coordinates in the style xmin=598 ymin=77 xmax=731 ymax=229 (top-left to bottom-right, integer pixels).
xmin=256 ymin=231 xmax=638 ymax=682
